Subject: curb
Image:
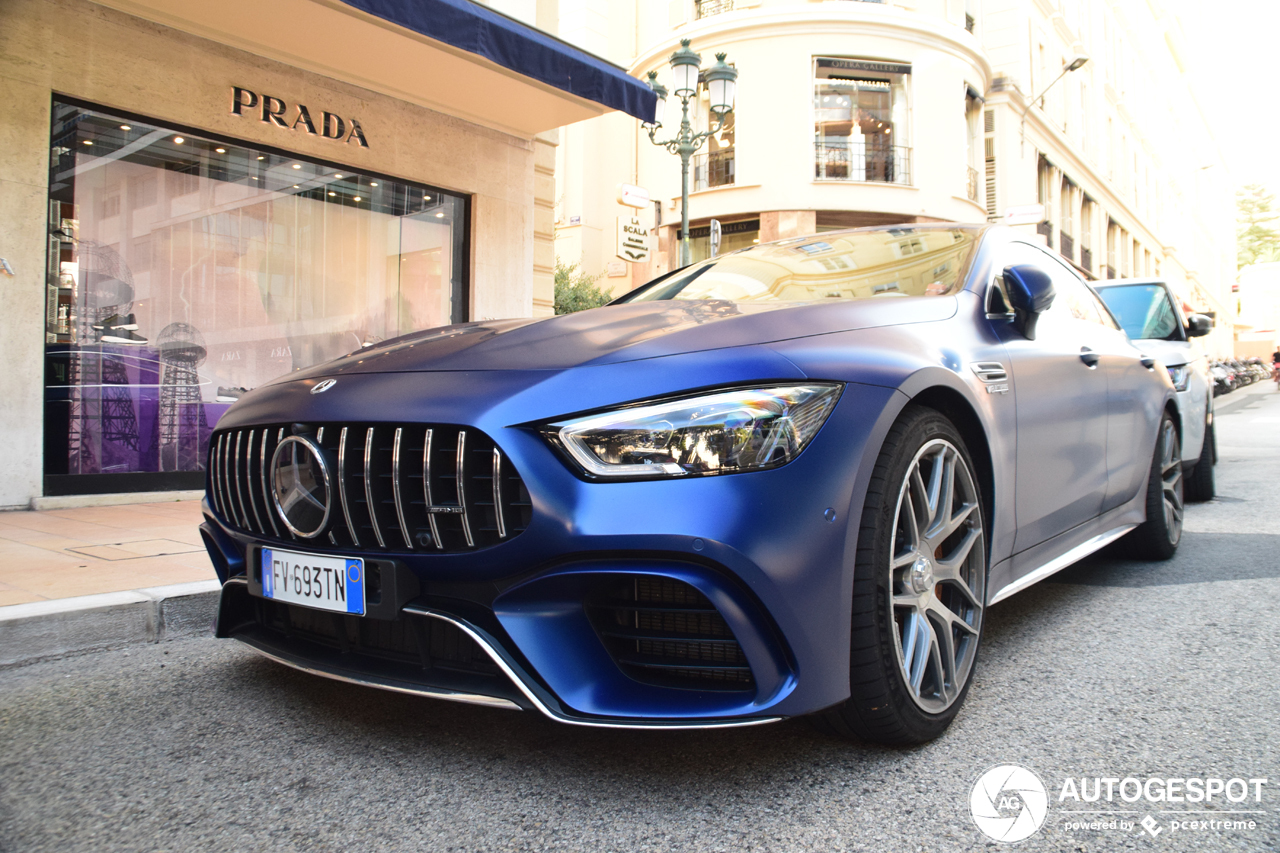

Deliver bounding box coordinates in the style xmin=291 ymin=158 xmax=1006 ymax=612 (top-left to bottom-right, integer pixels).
xmin=28 ymin=489 xmax=204 ymax=512
xmin=0 ymin=580 xmax=221 ymax=668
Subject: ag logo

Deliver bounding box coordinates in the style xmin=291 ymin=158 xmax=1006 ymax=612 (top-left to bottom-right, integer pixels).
xmin=970 ymin=764 xmax=1048 ymax=843
xmin=310 ymin=378 xmax=337 ymax=394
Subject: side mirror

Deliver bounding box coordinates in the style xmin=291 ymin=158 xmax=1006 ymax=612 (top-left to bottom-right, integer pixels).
xmin=1002 ymin=264 xmax=1056 ymax=340
xmin=1186 ymin=313 xmax=1213 ymax=338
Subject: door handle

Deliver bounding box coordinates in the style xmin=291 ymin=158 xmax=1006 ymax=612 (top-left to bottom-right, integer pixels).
xmin=1079 ymin=347 xmax=1100 ymax=367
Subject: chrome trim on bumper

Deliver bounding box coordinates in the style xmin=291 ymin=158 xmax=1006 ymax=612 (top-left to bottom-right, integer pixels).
xmin=243 ymin=644 xmax=523 ymax=710
xmin=400 ymin=603 xmax=783 ymax=731
xmin=218 ymin=576 xmax=782 ymax=731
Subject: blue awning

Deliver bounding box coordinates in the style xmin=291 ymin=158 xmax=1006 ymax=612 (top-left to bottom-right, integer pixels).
xmin=340 ymin=0 xmax=656 ymax=123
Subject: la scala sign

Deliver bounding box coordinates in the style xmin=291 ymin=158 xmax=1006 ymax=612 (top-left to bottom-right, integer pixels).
xmin=617 ymin=216 xmax=650 ymax=263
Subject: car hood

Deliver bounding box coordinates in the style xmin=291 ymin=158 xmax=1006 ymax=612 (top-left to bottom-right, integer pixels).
xmin=1130 ymin=338 xmax=1194 ymax=368
xmin=280 ymin=296 xmax=958 ymax=381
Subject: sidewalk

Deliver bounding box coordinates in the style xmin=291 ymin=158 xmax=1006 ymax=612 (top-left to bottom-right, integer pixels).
xmin=0 ymin=500 xmax=213 ymax=606
xmin=0 ymin=499 xmax=218 ymax=667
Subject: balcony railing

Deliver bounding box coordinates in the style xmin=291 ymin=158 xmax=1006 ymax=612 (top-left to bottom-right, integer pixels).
xmin=1060 ymin=232 xmax=1074 ymax=261
xmin=695 ymin=0 xmax=733 ymax=18
xmin=815 ymin=142 xmax=911 ymax=185
xmin=1081 ymin=247 xmax=1093 ymax=272
xmin=966 ymin=166 xmax=980 ymax=202
xmin=693 ymin=148 xmax=735 ymax=191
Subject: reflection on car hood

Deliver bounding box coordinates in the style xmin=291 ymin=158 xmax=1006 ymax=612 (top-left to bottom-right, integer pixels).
xmin=1131 ymin=338 xmax=1194 ymax=368
xmin=281 ymin=296 xmax=958 ymax=380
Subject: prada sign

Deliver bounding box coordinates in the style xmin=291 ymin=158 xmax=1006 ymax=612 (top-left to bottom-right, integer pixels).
xmin=230 ymin=87 xmax=369 ymax=148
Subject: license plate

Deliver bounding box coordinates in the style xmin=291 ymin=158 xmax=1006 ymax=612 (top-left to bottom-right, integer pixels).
xmin=260 ymin=548 xmax=365 ymax=615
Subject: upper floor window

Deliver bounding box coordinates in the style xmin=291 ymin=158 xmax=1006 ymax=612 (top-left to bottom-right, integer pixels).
xmin=693 ymin=83 xmax=735 ymax=190
xmin=813 ymin=58 xmax=910 ymax=185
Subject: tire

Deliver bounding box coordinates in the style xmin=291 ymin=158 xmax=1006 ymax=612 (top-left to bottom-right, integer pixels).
xmin=1184 ymin=420 xmax=1215 ymax=502
xmin=1126 ymin=411 xmax=1183 ymax=560
xmin=817 ymin=405 xmax=987 ymax=745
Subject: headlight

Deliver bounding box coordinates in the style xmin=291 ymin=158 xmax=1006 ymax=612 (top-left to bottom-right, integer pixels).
xmin=545 ymin=384 xmax=843 ymax=479
xmin=1167 ymin=364 xmax=1191 ymax=391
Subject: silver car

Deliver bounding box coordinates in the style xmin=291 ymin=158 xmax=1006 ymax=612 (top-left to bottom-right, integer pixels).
xmin=1095 ymin=279 xmax=1215 ymax=501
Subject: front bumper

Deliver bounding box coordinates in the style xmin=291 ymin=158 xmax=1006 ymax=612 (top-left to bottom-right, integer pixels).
xmin=201 ymin=368 xmax=904 ymax=725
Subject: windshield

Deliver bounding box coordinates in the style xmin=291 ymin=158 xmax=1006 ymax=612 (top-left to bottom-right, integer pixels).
xmin=617 ymin=228 xmax=978 ymax=304
xmin=1096 ymin=284 xmax=1182 ymax=341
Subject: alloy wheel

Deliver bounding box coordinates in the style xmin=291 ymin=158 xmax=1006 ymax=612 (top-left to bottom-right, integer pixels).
xmin=888 ymin=439 xmax=985 ymax=714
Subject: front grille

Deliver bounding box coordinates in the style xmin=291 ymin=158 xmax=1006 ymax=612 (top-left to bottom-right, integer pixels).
xmin=262 ymin=598 xmax=500 ymax=676
xmin=588 ymin=576 xmax=754 ymax=692
xmin=208 ymin=423 xmax=532 ymax=553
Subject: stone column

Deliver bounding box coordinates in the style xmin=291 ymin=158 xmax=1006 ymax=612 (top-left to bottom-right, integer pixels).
xmin=532 ymin=130 xmax=558 ymax=317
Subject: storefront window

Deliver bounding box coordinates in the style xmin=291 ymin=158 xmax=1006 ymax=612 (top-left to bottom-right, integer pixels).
xmin=813 ymin=58 xmax=910 ymax=184
xmin=687 ymin=219 xmax=759 ymax=264
xmin=44 ymin=100 xmax=469 ymax=494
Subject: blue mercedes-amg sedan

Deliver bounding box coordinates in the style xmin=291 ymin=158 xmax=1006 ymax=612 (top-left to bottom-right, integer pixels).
xmin=201 ymin=223 xmax=1181 ymax=743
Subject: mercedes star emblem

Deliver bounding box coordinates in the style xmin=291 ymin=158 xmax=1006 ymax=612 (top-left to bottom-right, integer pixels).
xmin=270 ymin=436 xmax=332 ymax=538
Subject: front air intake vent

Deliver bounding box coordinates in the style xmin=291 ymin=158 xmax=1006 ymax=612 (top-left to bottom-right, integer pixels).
xmin=207 ymin=423 xmax=531 ymax=553
xmin=588 ymin=576 xmax=754 ymax=692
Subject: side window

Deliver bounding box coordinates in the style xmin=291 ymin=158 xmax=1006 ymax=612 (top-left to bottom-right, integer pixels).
xmin=998 ymin=242 xmax=1119 ymax=330
xmin=1083 ymin=285 xmax=1121 ymax=330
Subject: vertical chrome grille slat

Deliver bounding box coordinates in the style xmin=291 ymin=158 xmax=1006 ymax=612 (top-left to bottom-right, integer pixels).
xmin=456 ymin=429 xmax=474 ymax=548
xmin=219 ymin=433 xmax=231 ymax=523
xmin=338 ymin=427 xmax=360 ymax=548
xmin=392 ymin=427 xmax=413 ymax=550
xmin=279 ymin=428 xmax=295 ymax=540
xmin=364 ymin=427 xmax=386 ymax=549
xmin=316 ymin=426 xmax=325 ymax=444
xmin=244 ymin=429 xmax=265 ymax=534
xmin=210 ymin=434 xmax=225 ymax=519
xmin=422 ymin=428 xmax=442 ymax=550
xmin=260 ymin=429 xmax=280 ymax=538
xmin=232 ymin=431 xmax=248 ymax=528
xmin=492 ymin=448 xmax=507 ymax=539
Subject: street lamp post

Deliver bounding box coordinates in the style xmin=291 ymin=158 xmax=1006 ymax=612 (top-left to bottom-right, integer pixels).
xmin=644 ymin=40 xmax=738 ymax=268
xmin=1019 ymin=53 xmax=1089 ymax=154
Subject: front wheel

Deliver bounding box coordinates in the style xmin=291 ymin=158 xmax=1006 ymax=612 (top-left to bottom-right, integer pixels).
xmin=1126 ymin=411 xmax=1183 ymax=560
xmin=1184 ymin=419 xmax=1215 ymax=502
xmin=816 ymin=406 xmax=987 ymax=745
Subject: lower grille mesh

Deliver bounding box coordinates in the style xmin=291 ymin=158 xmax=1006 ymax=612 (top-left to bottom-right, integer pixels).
xmin=262 ymin=599 xmax=500 ymax=676
xmin=588 ymin=576 xmax=754 ymax=691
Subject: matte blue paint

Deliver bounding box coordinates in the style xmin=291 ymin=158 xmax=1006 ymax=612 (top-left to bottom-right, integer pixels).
xmin=205 ymin=224 xmax=1176 ymax=724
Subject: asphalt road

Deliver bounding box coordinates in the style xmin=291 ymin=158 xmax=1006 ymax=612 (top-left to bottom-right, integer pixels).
xmin=3 ymin=385 xmax=1279 ymax=853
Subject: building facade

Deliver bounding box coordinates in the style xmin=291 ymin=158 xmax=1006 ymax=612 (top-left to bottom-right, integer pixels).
xmin=0 ymin=0 xmax=652 ymax=506
xmin=554 ymin=0 xmax=1234 ymax=356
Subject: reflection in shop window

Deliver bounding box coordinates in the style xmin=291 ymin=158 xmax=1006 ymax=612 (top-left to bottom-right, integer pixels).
xmin=44 ymin=101 xmax=469 ymax=489
xmin=813 ymin=57 xmax=910 ymax=185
